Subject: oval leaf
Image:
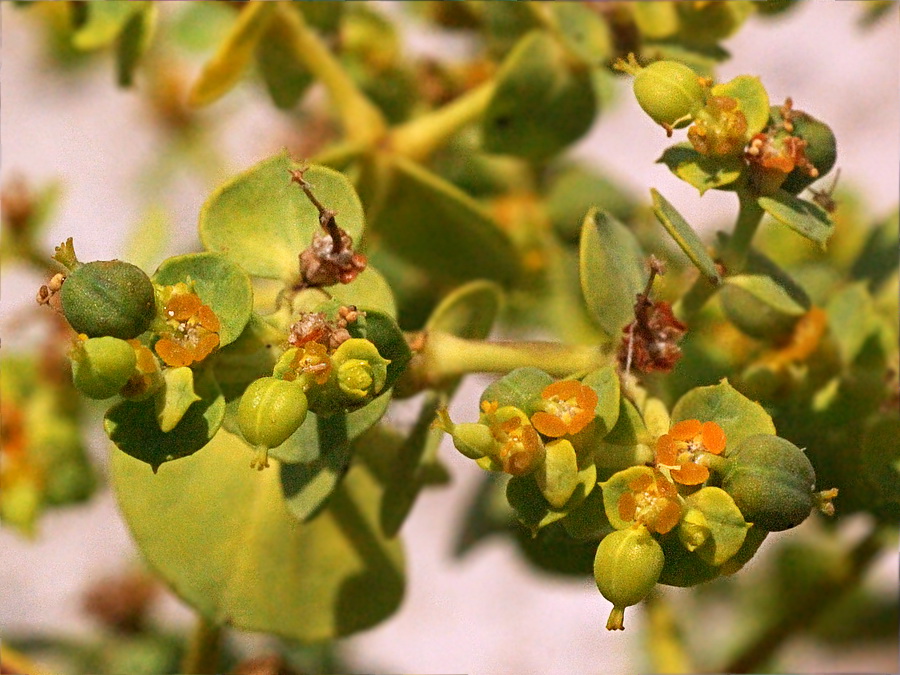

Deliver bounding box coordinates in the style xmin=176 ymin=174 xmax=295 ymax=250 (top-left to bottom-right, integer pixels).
xmin=580 ymin=366 xmax=621 ymax=438
xmin=759 ymin=190 xmax=835 ymax=247
xmin=73 ymin=1 xmax=149 ymax=50
xmin=579 ymin=208 xmax=648 ymax=339
xmin=200 ymin=153 xmax=365 ymax=281
xmin=681 ymin=486 xmax=750 ymax=566
xmin=110 ymin=429 xmax=404 ymax=641
xmin=657 ymin=143 xmax=744 ymax=195
xmin=480 ymin=367 xmax=553 ymax=415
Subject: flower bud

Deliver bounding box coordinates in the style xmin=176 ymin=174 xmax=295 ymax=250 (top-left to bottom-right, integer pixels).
xmin=332 ymin=338 xmax=389 ymax=400
xmin=722 ymin=434 xmax=816 ymax=531
xmin=71 ymin=336 xmax=138 ymax=399
xmin=238 ymin=377 xmax=308 ymax=469
xmin=632 ymin=60 xmax=707 ymax=128
xmin=55 ymin=240 xmax=155 ymax=339
xmin=594 ymin=526 xmax=664 ymax=630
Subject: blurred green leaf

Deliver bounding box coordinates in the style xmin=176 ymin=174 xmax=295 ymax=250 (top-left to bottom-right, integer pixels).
xmin=256 ymin=10 xmax=314 ymax=109
xmin=551 ymin=3 xmax=612 ymax=65
xmin=826 ymin=282 xmax=877 ymax=366
xmin=188 ymin=1 xmax=277 ymax=107
xmin=579 ymin=208 xmax=648 ymax=339
xmin=200 ymin=153 xmax=364 ymax=281
xmin=719 ymin=273 xmax=809 ymax=340
xmin=111 ymin=427 xmax=405 ymax=641
xmin=116 ymin=4 xmax=156 ymax=87
xmin=483 ymin=31 xmax=596 ymax=160
xmin=759 ymin=190 xmax=835 ymax=247
xmin=581 ymin=366 xmax=621 ymax=438
xmin=657 ymin=144 xmax=744 ymax=195
xmin=651 ymin=189 xmax=721 ymax=283
xmin=153 ymin=252 xmax=254 ymax=347
xmin=72 ymin=1 xmax=148 ymax=50
xmin=671 ymin=379 xmax=775 ymax=455
xmin=545 ymin=164 xmax=639 ymax=241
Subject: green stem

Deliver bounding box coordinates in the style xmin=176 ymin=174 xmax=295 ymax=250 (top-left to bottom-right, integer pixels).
xmin=644 ymin=591 xmax=694 ymax=674
xmin=721 ymin=525 xmax=886 ymax=674
xmin=181 ymin=614 xmax=222 ymax=674
xmin=421 ymin=331 xmax=612 ymax=384
xmin=277 ymin=4 xmax=386 ymax=146
xmin=675 ymin=190 xmax=764 ymax=321
xmin=389 ymin=80 xmax=497 ymax=162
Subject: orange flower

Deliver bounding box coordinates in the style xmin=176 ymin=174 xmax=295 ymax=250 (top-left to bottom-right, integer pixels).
xmin=655 ymin=420 xmax=726 ymax=485
xmin=481 ymin=403 xmax=544 ymax=476
xmin=154 ymin=291 xmax=221 ymax=368
xmin=531 ymin=380 xmax=598 ymax=438
xmin=617 ymin=470 xmax=682 ymax=535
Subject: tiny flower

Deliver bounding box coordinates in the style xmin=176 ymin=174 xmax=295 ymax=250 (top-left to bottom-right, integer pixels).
xmin=655 ymin=420 xmax=726 ymax=485
xmin=481 ymin=404 xmax=545 ymax=476
xmin=286 ymin=342 xmax=332 ymax=385
xmin=154 ymin=288 xmax=221 ymax=368
xmin=688 ymin=95 xmax=749 ymax=156
xmin=616 ymin=470 xmax=682 ymax=535
xmin=531 ymin=380 xmax=598 ymax=438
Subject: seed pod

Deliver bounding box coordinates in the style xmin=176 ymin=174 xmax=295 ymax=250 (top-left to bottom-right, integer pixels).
xmin=780 ymin=112 xmax=837 ymax=195
xmin=59 ymin=255 xmax=155 ymax=339
xmin=71 ymin=336 xmax=137 ymax=399
xmin=238 ymin=377 xmax=308 ymax=452
xmin=723 ymin=434 xmax=816 ymax=531
xmin=633 ymin=60 xmax=706 ymax=127
xmin=593 ymin=525 xmax=664 ymax=630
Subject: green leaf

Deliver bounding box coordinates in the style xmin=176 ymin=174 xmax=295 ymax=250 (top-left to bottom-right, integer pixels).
xmin=153 ymin=252 xmax=253 ymax=347
xmin=719 ymin=273 xmax=809 ymax=339
xmin=110 ymin=428 xmax=404 ymax=641
xmin=579 ymin=208 xmax=648 ymax=339
xmin=255 ymin=10 xmax=313 ymax=109
xmin=280 ymin=414 xmax=351 ymax=522
xmin=360 ymin=155 xmax=519 ymax=288
xmin=507 ymin=463 xmax=597 ymax=535
xmin=483 ymin=31 xmax=596 ymax=160
xmin=545 ymin=165 xmax=639 ymax=241
xmin=580 ymin=366 xmax=621 ymax=438
xmin=595 ymin=398 xmax=654 ymax=471
xmin=759 ymin=190 xmax=835 ymax=247
xmin=116 ymin=4 xmax=156 ymax=87
xmin=825 ymin=282 xmax=877 ymax=365
xmin=356 ymin=310 xmax=411 ymax=393
xmin=711 ymin=75 xmax=770 ymax=140
xmin=481 ymin=367 xmax=553 ymax=415
xmin=105 ymin=371 xmax=225 ymax=471
xmin=671 ymin=379 xmax=775 ymax=455
xmin=72 ymin=1 xmax=148 ymax=50
xmin=155 ymin=367 xmax=201 ymax=433
xmin=426 ymin=280 xmax=503 ymax=339
xmin=680 ymin=487 xmax=750 ymax=566
xmin=188 ymin=1 xmax=278 ymax=107
xmin=551 ymin=3 xmax=612 ymax=65
xmin=200 ymin=153 xmax=365 ymax=281
xmin=651 ymin=189 xmax=721 ymax=284
xmin=293 ymin=266 xmax=397 ymax=319
xmin=657 ymin=144 xmax=744 ymax=195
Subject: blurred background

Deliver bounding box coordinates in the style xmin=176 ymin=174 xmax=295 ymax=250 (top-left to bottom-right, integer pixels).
xmin=1 ymin=2 xmax=898 ymax=674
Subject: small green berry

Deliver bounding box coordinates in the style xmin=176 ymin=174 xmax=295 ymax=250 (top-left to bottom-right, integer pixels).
xmin=781 ymin=112 xmax=837 ymax=194
xmin=594 ymin=525 xmax=664 ymax=630
xmin=723 ymin=434 xmax=816 ymax=531
xmin=238 ymin=377 xmax=308 ymax=469
xmin=633 ymin=60 xmax=706 ymax=127
xmin=71 ymin=336 xmax=137 ymax=399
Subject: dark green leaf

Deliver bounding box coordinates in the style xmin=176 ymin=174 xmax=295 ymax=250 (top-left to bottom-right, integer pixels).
xmin=255 ymin=11 xmax=313 ymax=109
xmin=72 ymin=1 xmax=149 ymax=50
xmin=483 ymin=31 xmax=596 ymax=160
xmin=116 ymin=4 xmax=156 ymax=87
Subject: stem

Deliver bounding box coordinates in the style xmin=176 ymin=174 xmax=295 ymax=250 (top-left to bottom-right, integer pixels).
xmin=181 ymin=614 xmax=222 ymax=675
xmin=721 ymin=525 xmax=886 ymax=674
xmin=420 ymin=331 xmax=612 ymax=384
xmin=388 ymin=80 xmax=497 ymax=162
xmin=644 ymin=591 xmax=695 ymax=674
xmin=674 ymin=190 xmax=764 ymax=321
xmin=277 ymin=4 xmax=386 ymax=146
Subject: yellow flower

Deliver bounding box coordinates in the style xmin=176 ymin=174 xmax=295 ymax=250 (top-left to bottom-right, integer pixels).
xmin=531 ymin=380 xmax=598 ymax=438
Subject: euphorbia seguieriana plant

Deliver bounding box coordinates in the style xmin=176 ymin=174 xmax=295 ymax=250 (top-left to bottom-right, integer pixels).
xmin=4 ymin=2 xmax=897 ymax=673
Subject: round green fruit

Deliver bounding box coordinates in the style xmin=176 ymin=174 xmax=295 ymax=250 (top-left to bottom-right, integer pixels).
xmin=594 ymin=526 xmax=664 ymax=630
xmin=723 ymin=434 xmax=816 ymax=531
xmin=60 ymin=260 xmax=155 ymax=339
xmin=778 ymin=110 xmax=837 ymax=195
xmin=71 ymin=336 xmax=137 ymax=399
xmin=238 ymin=377 xmax=309 ymax=450
xmin=633 ymin=60 xmax=706 ymax=127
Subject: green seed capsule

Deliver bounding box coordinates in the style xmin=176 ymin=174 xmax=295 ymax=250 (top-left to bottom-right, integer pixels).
xmin=594 ymin=526 xmax=664 ymax=630
xmin=723 ymin=434 xmax=816 ymax=531
xmin=71 ymin=336 xmax=137 ymax=399
xmin=633 ymin=60 xmax=706 ymax=127
xmin=781 ymin=112 xmax=837 ymax=195
xmin=60 ymin=260 xmax=155 ymax=339
xmin=238 ymin=377 xmax=308 ymax=453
